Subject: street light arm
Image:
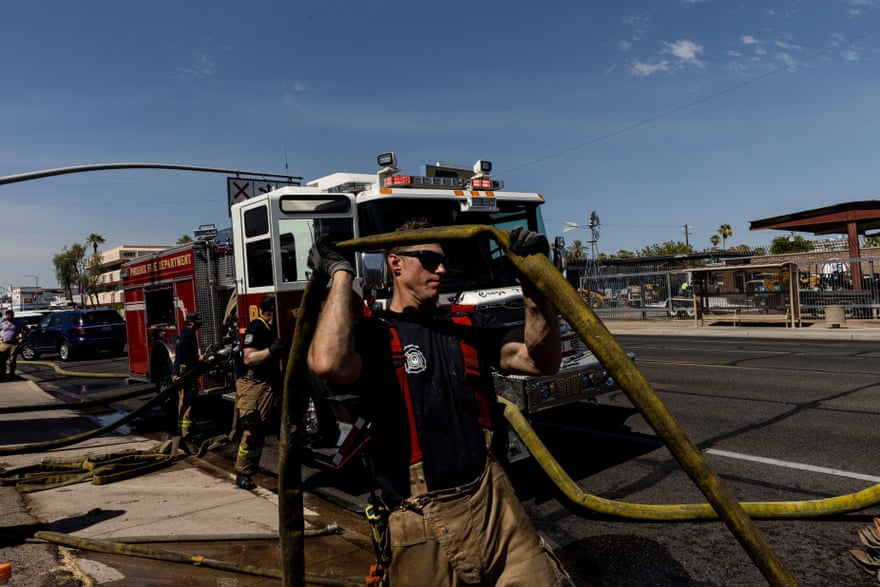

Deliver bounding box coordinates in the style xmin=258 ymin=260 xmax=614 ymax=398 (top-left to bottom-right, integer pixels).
xmin=0 ymin=162 xmax=302 ymax=187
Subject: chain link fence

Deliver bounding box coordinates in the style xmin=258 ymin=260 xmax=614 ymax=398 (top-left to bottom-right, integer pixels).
xmin=567 ymin=254 xmax=880 ymax=322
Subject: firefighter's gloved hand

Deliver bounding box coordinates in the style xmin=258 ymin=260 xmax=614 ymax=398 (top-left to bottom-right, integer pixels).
xmin=509 ymin=226 xmax=550 ymax=257
xmin=308 ymin=237 xmax=354 ymax=277
xmin=269 ymin=337 xmax=286 ymax=358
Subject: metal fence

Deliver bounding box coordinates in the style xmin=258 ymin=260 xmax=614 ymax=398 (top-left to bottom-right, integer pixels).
xmin=571 ymin=255 xmax=880 ymax=322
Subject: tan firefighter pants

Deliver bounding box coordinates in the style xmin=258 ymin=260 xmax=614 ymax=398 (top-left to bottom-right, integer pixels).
xmin=388 ymin=457 xmax=571 ymax=586
xmin=234 ymin=376 xmax=276 ymax=476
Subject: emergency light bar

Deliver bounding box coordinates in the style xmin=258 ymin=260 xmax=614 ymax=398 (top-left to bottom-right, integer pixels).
xmin=383 ymin=175 xmax=504 ymax=191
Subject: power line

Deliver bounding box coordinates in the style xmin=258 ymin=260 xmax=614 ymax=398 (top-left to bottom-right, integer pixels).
xmin=501 ymin=26 xmax=880 ymax=176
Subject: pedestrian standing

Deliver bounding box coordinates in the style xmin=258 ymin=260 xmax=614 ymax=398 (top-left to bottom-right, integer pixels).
xmin=0 ymin=310 xmax=21 ymax=380
xmin=307 ymin=222 xmax=572 ymax=585
xmin=172 ymin=312 xmax=203 ymax=441
xmin=233 ymin=295 xmax=285 ymax=489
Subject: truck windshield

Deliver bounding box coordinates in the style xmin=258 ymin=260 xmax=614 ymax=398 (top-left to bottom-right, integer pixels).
xmin=358 ymin=198 xmax=546 ymax=294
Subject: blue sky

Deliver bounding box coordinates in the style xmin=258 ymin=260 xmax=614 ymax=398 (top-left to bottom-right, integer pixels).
xmin=2 ymin=0 xmax=879 ymax=290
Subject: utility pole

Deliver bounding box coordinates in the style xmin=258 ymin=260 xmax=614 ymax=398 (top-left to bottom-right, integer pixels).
xmin=683 ymin=224 xmax=692 ymax=250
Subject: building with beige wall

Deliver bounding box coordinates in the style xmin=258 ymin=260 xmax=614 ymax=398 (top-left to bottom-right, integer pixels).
xmin=93 ymin=245 xmax=170 ymax=307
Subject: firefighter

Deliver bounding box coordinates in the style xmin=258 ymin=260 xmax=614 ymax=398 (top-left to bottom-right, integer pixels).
xmin=307 ymin=223 xmax=572 ymax=585
xmin=171 ymin=312 xmax=202 ymax=442
xmin=233 ymin=295 xmax=285 ymax=490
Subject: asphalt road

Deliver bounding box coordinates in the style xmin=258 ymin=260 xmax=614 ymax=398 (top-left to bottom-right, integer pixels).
xmin=510 ymin=334 xmax=880 ymax=586
xmin=15 ymin=336 xmax=880 ymax=586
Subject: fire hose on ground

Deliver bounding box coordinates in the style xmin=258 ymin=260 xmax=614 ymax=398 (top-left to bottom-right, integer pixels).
xmin=15 ymin=359 xmax=130 ymax=379
xmin=0 ymin=363 xmax=202 ymax=457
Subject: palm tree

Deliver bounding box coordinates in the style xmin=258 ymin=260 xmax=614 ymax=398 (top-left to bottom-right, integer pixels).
xmin=710 ymin=235 xmax=721 ymax=250
xmin=85 ymin=233 xmax=105 ymax=257
xmin=717 ymin=224 xmax=733 ymax=250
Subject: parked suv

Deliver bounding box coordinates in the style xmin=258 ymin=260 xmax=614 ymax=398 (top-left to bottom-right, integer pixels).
xmin=20 ymin=308 xmax=126 ymax=361
xmin=10 ymin=311 xmax=49 ymax=342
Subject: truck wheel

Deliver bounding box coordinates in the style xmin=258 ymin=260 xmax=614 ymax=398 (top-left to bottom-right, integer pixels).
xmin=590 ymin=297 xmax=603 ymax=309
xmin=59 ymin=339 xmax=73 ymax=362
xmin=19 ymin=342 xmax=38 ymax=361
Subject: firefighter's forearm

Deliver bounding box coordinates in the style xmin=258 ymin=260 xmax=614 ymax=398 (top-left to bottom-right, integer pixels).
xmin=308 ymin=272 xmax=360 ymax=384
xmin=521 ymin=281 xmax=561 ymax=374
xmin=245 ymin=347 xmax=273 ymax=366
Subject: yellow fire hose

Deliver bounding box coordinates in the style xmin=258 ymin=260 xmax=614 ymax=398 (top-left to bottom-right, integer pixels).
xmin=279 ymin=225 xmax=796 ymax=586
xmin=18 ymin=359 xmax=129 ymax=379
xmin=499 ymin=395 xmax=880 ymax=520
xmin=0 ymin=382 xmax=155 ymax=415
xmin=0 ymin=365 xmax=202 ymax=456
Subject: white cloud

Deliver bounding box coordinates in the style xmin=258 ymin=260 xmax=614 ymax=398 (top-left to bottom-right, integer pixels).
xmin=775 ymin=40 xmax=803 ymax=51
xmin=616 ymin=40 xmax=632 ymax=52
xmin=664 ymin=39 xmax=704 ymax=66
xmin=775 ymin=52 xmax=799 ymax=68
xmin=629 ymin=38 xmax=705 ymax=76
xmin=630 ymin=59 xmax=670 ymax=76
xmin=741 ymin=35 xmax=759 ymax=46
xmin=844 ymin=49 xmax=860 ymax=61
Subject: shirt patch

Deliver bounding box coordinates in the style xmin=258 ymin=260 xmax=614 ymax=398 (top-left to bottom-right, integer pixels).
xmin=244 ymin=334 xmax=254 ymax=345
xmin=403 ymin=344 xmax=427 ymax=375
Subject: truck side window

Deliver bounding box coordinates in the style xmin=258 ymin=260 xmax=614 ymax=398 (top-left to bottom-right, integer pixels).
xmin=244 ymin=207 xmax=269 ymax=237
xmin=246 ymin=239 xmax=273 ymax=287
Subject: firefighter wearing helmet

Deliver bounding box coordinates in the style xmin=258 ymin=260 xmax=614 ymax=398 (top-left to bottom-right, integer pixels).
xmin=233 ymin=295 xmax=285 ymax=490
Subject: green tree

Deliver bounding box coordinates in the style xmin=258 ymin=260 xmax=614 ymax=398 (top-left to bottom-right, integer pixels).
xmin=769 ymin=235 xmax=812 ymax=254
xmin=53 ymin=243 xmax=86 ymax=302
xmin=177 ymin=234 xmax=193 ymax=245
xmin=710 ymin=234 xmax=721 ymax=249
xmin=639 ymin=241 xmax=691 ymax=256
xmin=717 ymin=224 xmax=733 ymax=249
xmin=566 ymin=239 xmax=586 ymax=262
xmin=84 ymin=253 xmax=104 ymax=307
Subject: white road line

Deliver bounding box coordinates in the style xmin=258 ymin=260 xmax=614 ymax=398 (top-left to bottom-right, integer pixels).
xmin=705 ymin=448 xmax=880 ymax=484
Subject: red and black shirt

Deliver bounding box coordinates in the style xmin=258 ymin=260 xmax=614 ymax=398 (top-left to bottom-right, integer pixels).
xmin=353 ymin=309 xmax=508 ymax=506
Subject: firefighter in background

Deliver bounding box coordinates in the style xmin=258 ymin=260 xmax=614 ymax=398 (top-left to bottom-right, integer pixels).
xmin=171 ymin=312 xmax=202 ymax=442
xmin=234 ymin=295 xmax=285 ymax=490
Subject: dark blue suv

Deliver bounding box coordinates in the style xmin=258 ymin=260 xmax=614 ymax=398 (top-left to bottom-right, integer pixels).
xmin=20 ymin=308 xmax=127 ymax=361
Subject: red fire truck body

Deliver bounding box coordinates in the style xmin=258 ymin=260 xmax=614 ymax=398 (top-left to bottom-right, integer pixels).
xmin=122 ymin=238 xmax=238 ymax=392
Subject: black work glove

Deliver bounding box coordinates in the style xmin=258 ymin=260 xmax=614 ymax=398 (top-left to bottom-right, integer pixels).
xmin=509 ymin=226 xmax=550 ymax=257
xmin=269 ymin=337 xmax=286 ymax=358
xmin=307 ymin=236 xmax=355 ymax=277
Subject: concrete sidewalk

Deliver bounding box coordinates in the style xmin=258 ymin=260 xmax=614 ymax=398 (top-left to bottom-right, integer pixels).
xmin=0 ymin=376 xmax=376 ymax=587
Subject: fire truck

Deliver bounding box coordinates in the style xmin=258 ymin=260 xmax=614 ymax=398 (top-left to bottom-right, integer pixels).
xmin=122 ymin=153 xmax=627 ymax=462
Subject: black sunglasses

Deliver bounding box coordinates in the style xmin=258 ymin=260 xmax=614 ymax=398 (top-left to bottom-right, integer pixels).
xmin=396 ymin=250 xmax=449 ymax=271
